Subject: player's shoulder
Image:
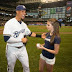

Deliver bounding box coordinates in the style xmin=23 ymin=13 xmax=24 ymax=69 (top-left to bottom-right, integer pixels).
xmin=7 ymin=18 xmax=15 ymax=23
xmin=22 ymin=21 xmax=27 ymax=27
xmin=5 ymin=18 xmax=15 ymax=25
xmin=22 ymin=21 xmax=26 ymax=25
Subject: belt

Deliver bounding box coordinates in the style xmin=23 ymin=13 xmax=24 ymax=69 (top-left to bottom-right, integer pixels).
xmin=16 ymin=46 xmax=23 ymax=49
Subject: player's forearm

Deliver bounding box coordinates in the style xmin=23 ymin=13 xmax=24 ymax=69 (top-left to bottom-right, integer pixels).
xmin=28 ymin=32 xmax=45 ymax=38
xmin=31 ymin=32 xmax=41 ymax=38
xmin=30 ymin=32 xmax=36 ymax=37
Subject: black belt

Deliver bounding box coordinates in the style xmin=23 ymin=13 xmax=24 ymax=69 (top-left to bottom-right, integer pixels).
xmin=16 ymin=46 xmax=23 ymax=49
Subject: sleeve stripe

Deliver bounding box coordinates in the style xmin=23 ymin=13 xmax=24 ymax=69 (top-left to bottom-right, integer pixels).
xmin=3 ymin=34 xmax=11 ymax=37
xmin=4 ymin=36 xmax=10 ymax=42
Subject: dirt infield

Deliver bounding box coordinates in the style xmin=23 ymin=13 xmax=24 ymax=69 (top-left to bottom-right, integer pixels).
xmin=0 ymin=29 xmax=3 ymax=35
xmin=0 ymin=28 xmax=72 ymax=35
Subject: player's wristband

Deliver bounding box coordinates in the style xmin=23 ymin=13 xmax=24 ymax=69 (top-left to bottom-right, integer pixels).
xmin=29 ymin=32 xmax=32 ymax=37
xmin=36 ymin=34 xmax=41 ymax=38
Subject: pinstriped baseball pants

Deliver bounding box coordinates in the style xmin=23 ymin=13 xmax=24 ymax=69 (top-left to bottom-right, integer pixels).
xmin=6 ymin=45 xmax=30 ymax=72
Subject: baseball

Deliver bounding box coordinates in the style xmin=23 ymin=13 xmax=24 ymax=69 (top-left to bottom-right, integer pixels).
xmin=36 ymin=43 xmax=40 ymax=47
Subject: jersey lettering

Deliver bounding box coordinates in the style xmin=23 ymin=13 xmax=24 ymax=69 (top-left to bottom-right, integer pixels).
xmin=13 ymin=29 xmax=25 ymax=38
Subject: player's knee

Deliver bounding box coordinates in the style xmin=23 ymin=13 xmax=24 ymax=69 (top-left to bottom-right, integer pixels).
xmin=23 ymin=65 xmax=30 ymax=72
xmin=8 ymin=62 xmax=15 ymax=69
xmin=7 ymin=64 xmax=14 ymax=72
xmin=25 ymin=66 xmax=29 ymax=69
xmin=22 ymin=64 xmax=29 ymax=69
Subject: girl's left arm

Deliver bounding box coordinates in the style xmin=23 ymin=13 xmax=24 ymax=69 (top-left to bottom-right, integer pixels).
xmin=37 ymin=44 xmax=60 ymax=55
xmin=54 ymin=44 xmax=60 ymax=54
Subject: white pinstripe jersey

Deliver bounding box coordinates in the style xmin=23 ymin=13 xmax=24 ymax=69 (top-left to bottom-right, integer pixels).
xmin=3 ymin=18 xmax=31 ymax=47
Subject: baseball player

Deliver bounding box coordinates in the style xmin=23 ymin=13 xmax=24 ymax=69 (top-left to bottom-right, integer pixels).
xmin=3 ymin=5 xmax=40 ymax=72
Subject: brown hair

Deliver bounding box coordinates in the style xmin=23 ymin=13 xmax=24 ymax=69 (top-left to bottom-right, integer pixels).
xmin=47 ymin=18 xmax=60 ymax=44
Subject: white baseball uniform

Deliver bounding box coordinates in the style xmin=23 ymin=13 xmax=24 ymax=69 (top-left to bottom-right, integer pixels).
xmin=3 ymin=18 xmax=31 ymax=72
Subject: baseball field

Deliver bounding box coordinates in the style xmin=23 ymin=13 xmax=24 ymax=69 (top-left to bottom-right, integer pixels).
xmin=0 ymin=26 xmax=72 ymax=72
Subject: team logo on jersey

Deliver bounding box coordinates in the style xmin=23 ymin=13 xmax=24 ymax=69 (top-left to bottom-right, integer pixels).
xmin=13 ymin=31 xmax=19 ymax=38
xmin=13 ymin=29 xmax=25 ymax=38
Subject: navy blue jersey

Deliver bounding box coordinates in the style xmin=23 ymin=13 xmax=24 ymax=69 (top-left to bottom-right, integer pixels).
xmin=42 ymin=32 xmax=61 ymax=59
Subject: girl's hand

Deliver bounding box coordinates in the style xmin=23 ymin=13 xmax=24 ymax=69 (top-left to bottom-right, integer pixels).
xmin=41 ymin=33 xmax=46 ymax=39
xmin=37 ymin=44 xmax=44 ymax=50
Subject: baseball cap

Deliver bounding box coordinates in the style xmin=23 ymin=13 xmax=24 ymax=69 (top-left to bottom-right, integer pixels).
xmin=16 ymin=5 xmax=26 ymax=11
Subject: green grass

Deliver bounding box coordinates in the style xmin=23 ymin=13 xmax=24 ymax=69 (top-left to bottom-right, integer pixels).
xmin=28 ymin=26 xmax=72 ymax=32
xmin=60 ymin=26 xmax=72 ymax=32
xmin=54 ymin=34 xmax=72 ymax=72
xmin=1 ymin=26 xmax=72 ymax=32
xmin=0 ymin=26 xmax=72 ymax=72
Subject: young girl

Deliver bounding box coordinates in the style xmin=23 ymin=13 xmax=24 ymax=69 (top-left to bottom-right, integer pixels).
xmin=37 ymin=18 xmax=61 ymax=72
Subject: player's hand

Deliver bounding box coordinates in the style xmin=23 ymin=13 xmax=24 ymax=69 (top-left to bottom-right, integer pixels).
xmin=31 ymin=32 xmax=36 ymax=37
xmin=41 ymin=33 xmax=46 ymax=39
xmin=21 ymin=37 xmax=28 ymax=43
